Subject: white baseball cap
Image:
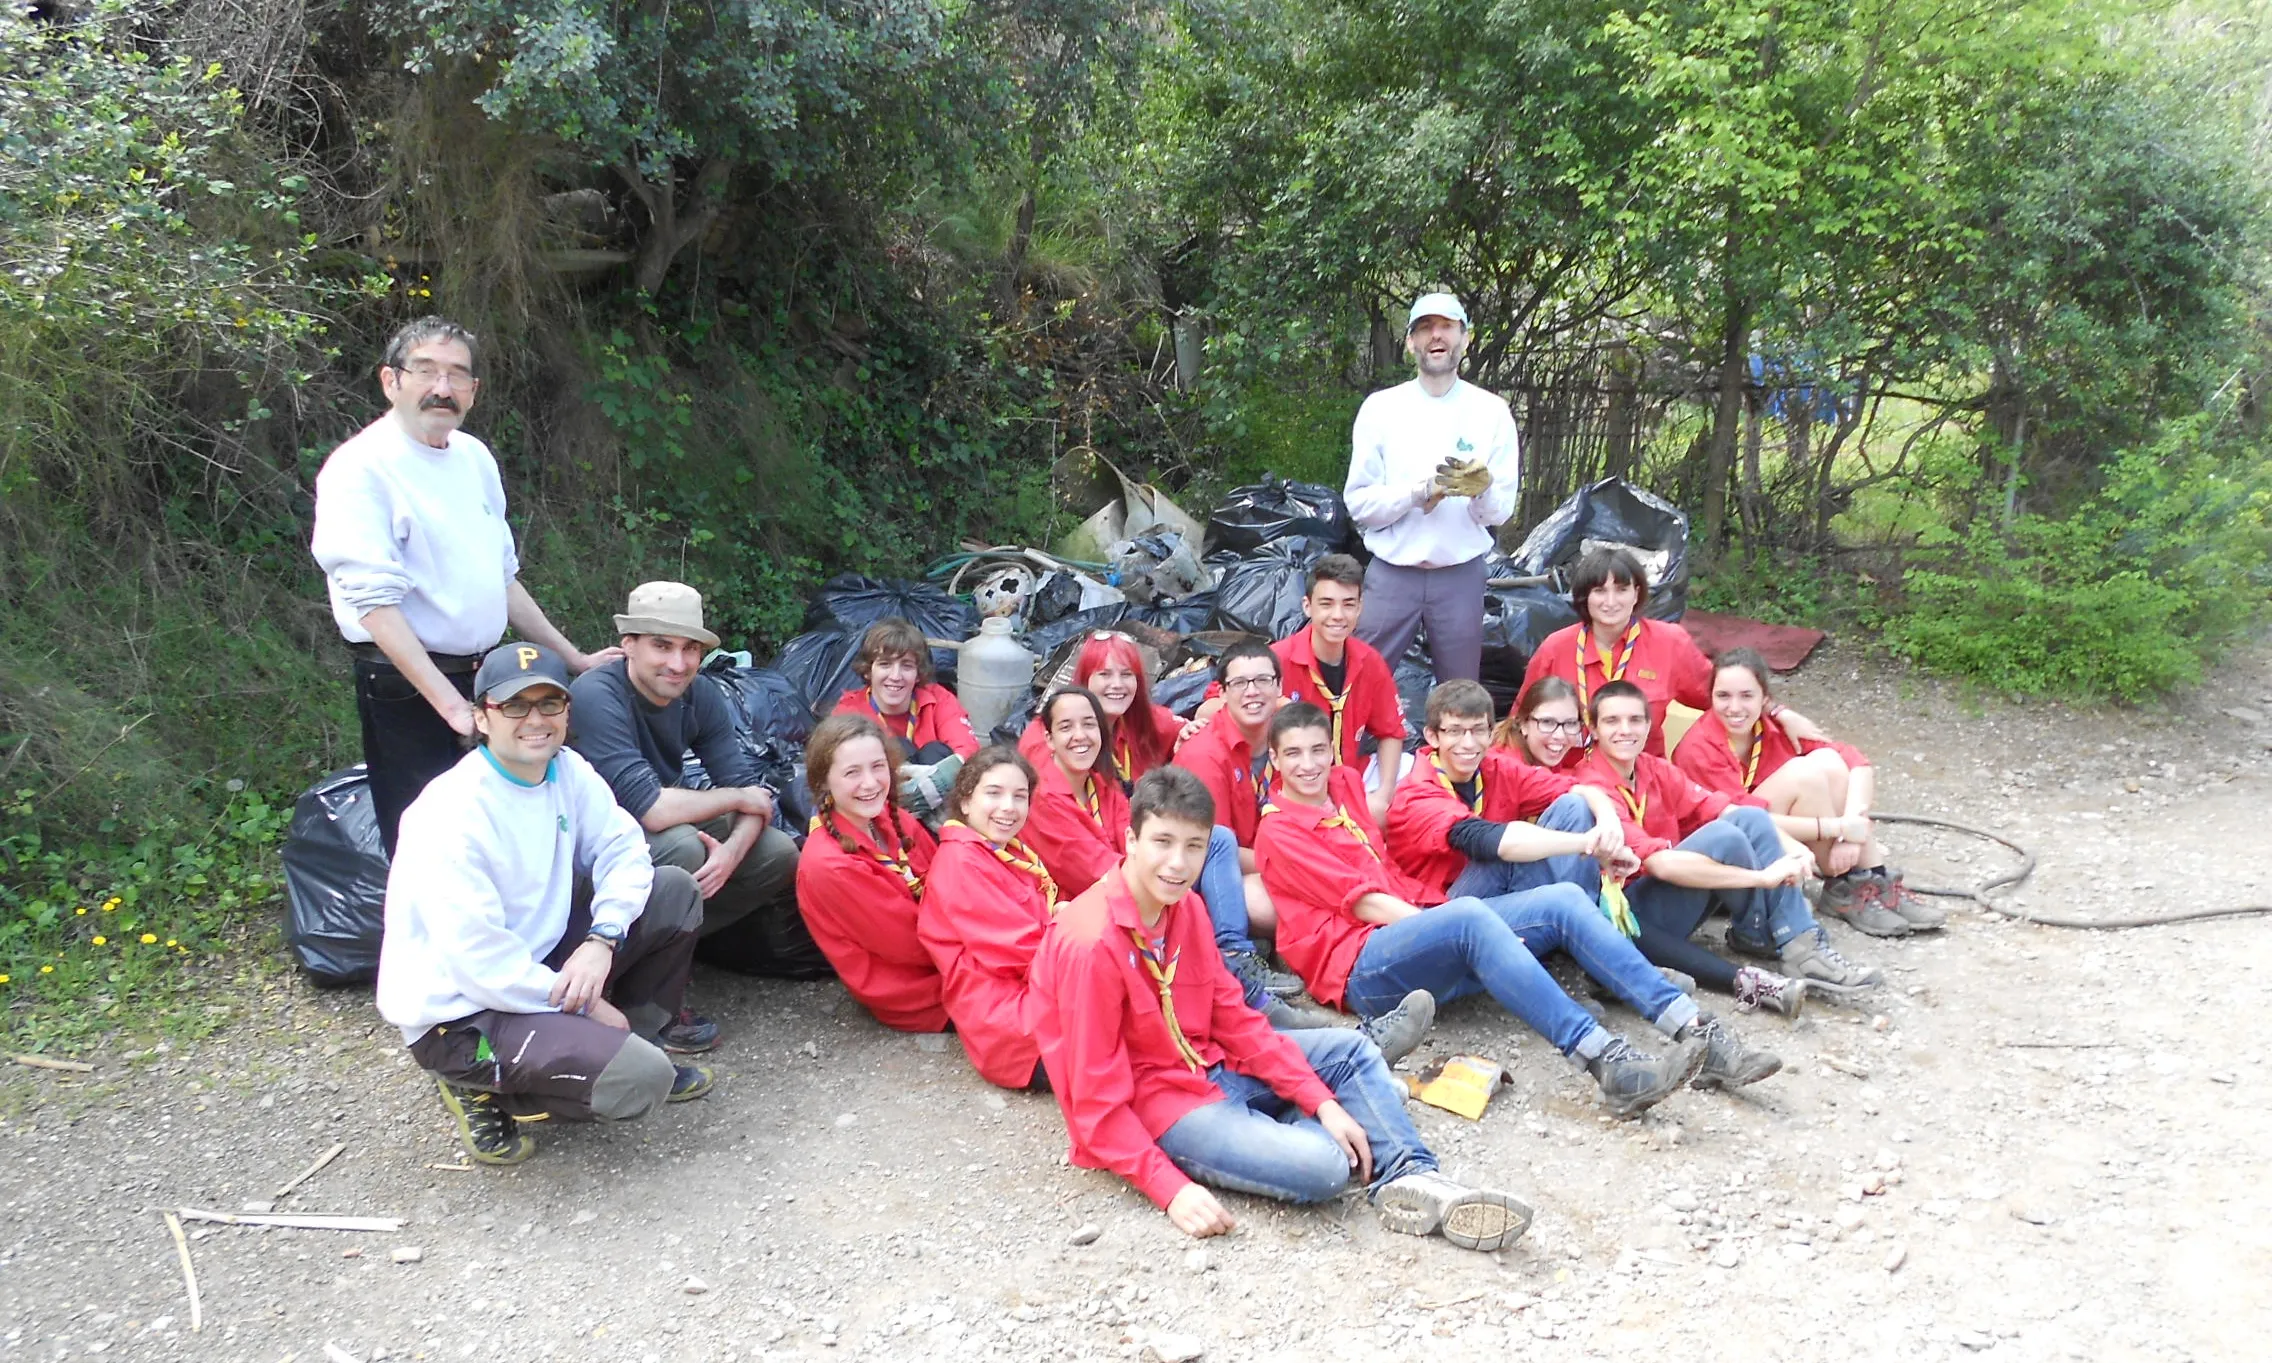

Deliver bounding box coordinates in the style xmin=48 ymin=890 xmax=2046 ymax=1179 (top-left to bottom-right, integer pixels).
xmin=1407 ymin=292 xmax=1469 ymax=331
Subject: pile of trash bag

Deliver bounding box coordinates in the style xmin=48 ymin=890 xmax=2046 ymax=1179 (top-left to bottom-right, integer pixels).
xmin=1506 ymin=477 xmax=1691 ymax=621
xmin=1204 ymin=476 xmax=1362 ymax=559
xmin=281 ymin=766 xmax=389 ymax=986
xmin=1208 ymin=536 xmax=1330 ymax=639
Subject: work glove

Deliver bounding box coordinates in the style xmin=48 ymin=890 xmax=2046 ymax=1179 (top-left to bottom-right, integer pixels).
xmin=897 ymin=752 xmax=965 ymax=814
xmin=1434 ymin=457 xmax=1494 ymax=499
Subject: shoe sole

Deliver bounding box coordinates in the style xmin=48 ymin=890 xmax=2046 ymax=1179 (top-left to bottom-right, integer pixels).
xmin=1821 ymin=905 xmax=1913 ymax=938
xmin=667 ymin=1067 xmax=716 ymax=1103
xmin=1361 ymin=991 xmax=1437 ymax=1068
xmin=1440 ymin=1193 xmax=1534 ymax=1252
xmin=1694 ymin=1052 xmax=1783 ymax=1091
xmin=434 ymin=1080 xmax=537 ymax=1166
xmin=1603 ymin=1040 xmax=1709 ymax=1120
xmin=1792 ymin=975 xmax=1878 ymax=1001
xmin=662 ymin=1034 xmax=720 ymax=1055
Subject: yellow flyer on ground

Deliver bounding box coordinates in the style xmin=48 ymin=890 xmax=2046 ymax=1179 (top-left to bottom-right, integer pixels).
xmin=1413 ymin=1054 xmax=1508 ymax=1120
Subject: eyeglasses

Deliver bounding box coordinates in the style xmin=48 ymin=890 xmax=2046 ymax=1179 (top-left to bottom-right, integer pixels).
xmin=1221 ymin=674 xmax=1279 ymax=693
xmin=1089 ymin=630 xmax=1135 ymax=644
xmin=1525 ymin=717 xmax=1583 ymax=736
xmin=393 ymin=361 xmax=478 ymax=387
xmin=1433 ymin=723 xmax=1491 ymax=742
xmin=486 ymin=695 xmax=568 ymax=719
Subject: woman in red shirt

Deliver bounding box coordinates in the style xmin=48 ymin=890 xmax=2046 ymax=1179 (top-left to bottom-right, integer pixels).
xmin=1673 ymin=649 xmax=1942 ymax=936
xmin=917 ymin=745 xmax=1059 ymax=1089
xmin=833 ymin=617 xmax=979 ymax=815
xmin=1022 ymin=687 xmax=1134 ymax=900
xmin=794 ymin=714 xmax=947 ymax=1032
xmin=1018 ymin=630 xmax=1180 ymax=789
xmin=1522 ymin=548 xmax=1830 ymax=764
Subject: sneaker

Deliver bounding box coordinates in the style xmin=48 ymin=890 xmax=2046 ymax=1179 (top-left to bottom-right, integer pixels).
xmin=1358 ymin=990 xmax=1436 ymax=1067
xmin=1262 ymin=996 xmax=1348 ymax=1030
xmin=1374 ymin=1169 xmax=1534 ymax=1252
xmin=1732 ymin=965 xmax=1807 ymax=1018
xmin=434 ymin=1078 xmax=536 ymax=1166
xmin=667 ymin=1064 xmax=716 ymax=1103
xmin=1819 ymin=876 xmax=1912 ymax=938
xmin=1681 ymin=1012 xmax=1782 ymax=1090
xmin=660 ymin=1007 xmax=720 ymax=1054
xmin=1876 ymin=870 xmax=1949 ymax=931
xmin=1583 ymin=1035 xmax=1707 ymax=1119
xmin=1818 ymin=871 xmax=1862 ymax=912
xmin=1224 ymin=949 xmax=1305 ymax=999
xmin=1781 ymin=927 xmax=1883 ymax=993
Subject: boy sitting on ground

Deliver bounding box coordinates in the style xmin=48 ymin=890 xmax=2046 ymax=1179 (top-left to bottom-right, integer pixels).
xmin=377 ymin=643 xmax=715 ymax=1167
xmin=1027 ymin=766 xmax=1531 ymax=1251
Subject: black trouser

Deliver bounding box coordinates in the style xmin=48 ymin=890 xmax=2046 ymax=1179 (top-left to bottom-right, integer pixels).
xmin=354 ymin=655 xmax=479 ymax=858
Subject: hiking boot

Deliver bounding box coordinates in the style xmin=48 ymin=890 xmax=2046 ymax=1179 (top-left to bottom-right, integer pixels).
xmin=1358 ymin=990 xmax=1436 ymax=1067
xmin=1819 ymin=875 xmax=1912 ymax=938
xmin=1732 ymin=965 xmax=1807 ymax=1018
xmin=1582 ymin=1035 xmax=1706 ymax=1119
xmin=1877 ymin=870 xmax=1949 ymax=931
xmin=1374 ymin=1169 xmax=1534 ymax=1252
xmin=1224 ymin=949 xmax=1305 ymax=999
xmin=1680 ymin=1012 xmax=1782 ymax=1090
xmin=667 ymin=1063 xmax=716 ymax=1103
xmin=660 ymin=1007 xmax=720 ymax=1054
xmin=434 ymin=1078 xmax=535 ymax=1166
xmin=1781 ymin=927 xmax=1883 ymax=994
xmin=1262 ymin=996 xmax=1348 ymax=1030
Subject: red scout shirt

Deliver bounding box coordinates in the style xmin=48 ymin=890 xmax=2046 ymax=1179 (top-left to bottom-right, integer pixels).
xmin=1572 ymin=748 xmax=1732 ymax=862
xmin=1028 ymin=868 xmax=1336 ymax=1209
xmin=1255 ymin=767 xmax=1429 ymax=1008
xmin=1523 ymin=617 xmax=1714 ymax=763
xmin=833 ymin=682 xmax=981 ymax=759
xmin=1023 ymin=758 xmax=1133 ymax=899
xmin=1672 ymin=709 xmax=1871 ymax=803
xmin=1172 ymin=708 xmax=1273 ymax=847
xmin=1018 ymin=702 xmax=1182 ymax=784
xmin=1274 ymin=629 xmax=1405 ymax=768
xmin=794 ymin=808 xmax=947 ymax=1031
xmin=917 ymin=822 xmax=1058 ymax=1088
xmin=1386 ymin=747 xmax=1579 ymax=902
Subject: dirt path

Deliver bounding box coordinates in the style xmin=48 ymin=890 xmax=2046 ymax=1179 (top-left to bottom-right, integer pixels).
xmin=6 ymin=642 xmax=2270 ymax=1363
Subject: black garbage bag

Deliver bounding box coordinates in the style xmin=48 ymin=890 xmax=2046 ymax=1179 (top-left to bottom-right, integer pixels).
xmin=1393 ymin=646 xmax=1437 ymax=748
xmin=1024 ymin=603 xmax=1134 ymax=665
xmin=990 ymin=689 xmax=1038 ymax=747
xmin=773 ymin=627 xmax=862 ymax=720
xmin=1208 ymin=536 xmax=1328 ymax=639
xmin=1204 ymin=476 xmax=1362 ymax=559
xmin=1480 ymin=585 xmax=1581 ymax=712
xmin=701 ymin=657 xmax=812 ymax=746
xmin=281 ymin=765 xmax=389 ymax=987
xmin=1027 ymin=571 xmax=1088 ymax=628
xmin=801 ymin=574 xmax=976 ymax=683
xmin=1506 ymin=478 xmax=1691 ymax=620
xmin=1125 ymin=591 xmax=1216 ymax=635
xmin=1152 ymin=665 xmax=1215 ymax=718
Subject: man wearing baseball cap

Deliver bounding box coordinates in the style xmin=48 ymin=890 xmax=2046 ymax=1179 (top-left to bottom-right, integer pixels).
xmin=569 ymin=583 xmax=824 ymax=1054
xmin=377 ymin=642 xmax=714 ymax=1167
xmin=1344 ymin=292 xmax=1521 ymax=686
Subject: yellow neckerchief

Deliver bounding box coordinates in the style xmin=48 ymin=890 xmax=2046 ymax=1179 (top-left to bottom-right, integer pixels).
xmin=1573 ymin=622 xmax=1643 ymax=744
xmin=1113 ymin=731 xmax=1135 ymax=781
xmin=1606 ymin=763 xmax=1648 ymax=828
xmin=944 ymin=820 xmax=1060 ymax=914
xmin=1598 ymin=877 xmax=1640 ymax=937
xmin=1738 ymin=718 xmax=1766 ymax=790
xmin=1126 ymin=925 xmax=1206 ymax=1072
xmin=866 ymin=686 xmax=922 ymax=739
xmin=1060 ymin=763 xmax=1107 ymax=833
xmin=1430 ymin=752 xmax=1484 ymax=816
xmin=812 ymin=811 xmax=922 ymax=897
xmin=1259 ymin=793 xmax=1383 ymax=863
xmin=1301 ymin=638 xmax=1351 ymax=760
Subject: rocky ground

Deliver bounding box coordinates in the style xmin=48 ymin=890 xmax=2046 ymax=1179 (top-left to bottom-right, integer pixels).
xmin=5 ymin=640 xmax=2270 ymax=1363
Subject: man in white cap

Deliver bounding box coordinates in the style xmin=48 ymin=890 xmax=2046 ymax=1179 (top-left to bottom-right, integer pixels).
xmin=1344 ymin=293 xmax=1521 ymax=685
xmin=568 ymin=582 xmax=821 ymax=1052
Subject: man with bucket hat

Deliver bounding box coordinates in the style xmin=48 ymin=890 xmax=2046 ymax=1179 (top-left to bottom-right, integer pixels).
xmin=570 ymin=583 xmax=823 ymax=1051
xmin=378 ymin=642 xmax=715 ymax=1168
xmin=1344 ymin=292 xmax=1522 ymax=685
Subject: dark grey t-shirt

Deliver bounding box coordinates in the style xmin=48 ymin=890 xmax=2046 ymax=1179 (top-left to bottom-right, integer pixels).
xmin=568 ymin=659 xmax=763 ymax=819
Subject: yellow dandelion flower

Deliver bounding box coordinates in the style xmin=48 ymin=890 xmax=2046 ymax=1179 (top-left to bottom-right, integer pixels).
xmin=0 ymin=975 xmax=9 ymax=984
xmin=102 ymin=903 xmax=115 ymax=912
xmin=91 ymin=935 xmax=107 ymax=946
xmin=140 ymin=933 xmax=157 ymax=944
xmin=75 ymin=907 xmax=86 ymax=916
xmin=166 ymin=939 xmax=178 ymax=947
xmin=39 ymin=965 xmax=53 ymax=974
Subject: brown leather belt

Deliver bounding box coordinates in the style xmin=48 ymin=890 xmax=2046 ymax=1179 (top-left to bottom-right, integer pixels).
xmin=349 ymin=642 xmax=486 ymax=674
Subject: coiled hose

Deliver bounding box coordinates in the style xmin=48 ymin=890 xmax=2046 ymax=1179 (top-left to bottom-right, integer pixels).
xmin=1872 ymin=811 xmax=2272 ymax=930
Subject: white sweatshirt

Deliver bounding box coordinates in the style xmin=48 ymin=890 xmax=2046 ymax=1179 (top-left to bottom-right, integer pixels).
xmin=376 ymin=747 xmax=654 ymax=1042
xmin=311 ymin=414 xmax=522 ymax=656
xmin=1344 ymin=377 xmax=1522 ymax=567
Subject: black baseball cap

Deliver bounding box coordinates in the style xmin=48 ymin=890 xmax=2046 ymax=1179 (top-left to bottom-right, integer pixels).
xmin=474 ymin=642 xmax=572 ymax=703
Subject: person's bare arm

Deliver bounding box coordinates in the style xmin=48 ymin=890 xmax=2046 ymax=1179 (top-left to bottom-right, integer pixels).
xmin=1352 ymin=892 xmax=1421 ymax=926
xmin=505 ymin=580 xmax=618 ymax=673
xmin=639 ymin=785 xmax=772 ymax=835
xmin=361 ymin=605 xmax=475 ymax=736
xmin=1367 ymin=740 xmax=1404 ymax=825
xmin=1570 ymin=784 xmax=1626 ymax=855
xmin=1493 ymin=822 xmax=1596 ymax=864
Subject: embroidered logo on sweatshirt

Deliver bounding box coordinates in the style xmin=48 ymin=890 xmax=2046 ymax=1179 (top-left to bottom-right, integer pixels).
xmin=1455 ymin=437 xmax=1474 ymax=453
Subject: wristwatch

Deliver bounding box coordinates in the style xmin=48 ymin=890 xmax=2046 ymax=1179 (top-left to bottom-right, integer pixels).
xmin=585 ymin=922 xmax=626 ymax=951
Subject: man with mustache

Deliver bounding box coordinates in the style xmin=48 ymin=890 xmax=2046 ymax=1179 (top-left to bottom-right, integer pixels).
xmin=1344 ymin=292 xmax=1520 ymax=685
xmin=568 ymin=582 xmax=825 ymax=1054
xmin=312 ymin=317 xmax=618 ymax=855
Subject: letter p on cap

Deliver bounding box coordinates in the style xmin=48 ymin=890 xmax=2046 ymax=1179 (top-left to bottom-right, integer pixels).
xmin=517 ymin=645 xmax=541 ymax=670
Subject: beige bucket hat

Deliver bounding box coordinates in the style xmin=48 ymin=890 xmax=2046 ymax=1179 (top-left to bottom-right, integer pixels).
xmin=613 ymin=581 xmax=720 ymax=647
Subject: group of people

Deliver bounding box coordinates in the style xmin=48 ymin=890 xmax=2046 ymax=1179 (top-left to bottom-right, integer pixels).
xmin=326 ymin=299 xmax=1929 ymax=1252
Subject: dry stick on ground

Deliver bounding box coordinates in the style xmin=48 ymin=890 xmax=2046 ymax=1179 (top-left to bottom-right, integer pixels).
xmin=274 ymin=1142 xmax=346 ymax=1201
xmin=162 ymin=1211 xmax=202 ymax=1333
xmin=10 ymin=1054 xmax=95 ymax=1073
xmin=175 ymin=1208 xmax=403 ymax=1232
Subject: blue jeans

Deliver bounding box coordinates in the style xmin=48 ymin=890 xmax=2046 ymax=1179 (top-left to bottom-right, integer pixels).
xmin=1197 ymin=825 xmax=1268 ymax=1007
xmin=1342 ymin=893 xmax=1620 ymax=1059
xmin=1626 ymin=807 xmax=1820 ymax=994
xmin=1155 ymin=1029 xmax=1435 ymax=1203
xmin=1446 ymin=792 xmax=1603 ymax=902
